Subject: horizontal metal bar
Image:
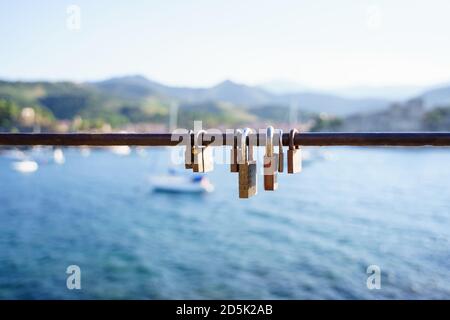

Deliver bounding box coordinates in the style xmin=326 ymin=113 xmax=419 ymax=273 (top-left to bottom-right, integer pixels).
xmin=0 ymin=132 xmax=450 ymax=147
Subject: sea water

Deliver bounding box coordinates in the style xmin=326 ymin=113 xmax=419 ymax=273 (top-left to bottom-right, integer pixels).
xmin=0 ymin=147 xmax=449 ymax=299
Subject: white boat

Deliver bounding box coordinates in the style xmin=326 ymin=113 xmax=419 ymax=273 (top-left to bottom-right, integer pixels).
xmin=149 ymin=102 xmax=214 ymax=194
xmin=53 ymin=148 xmax=65 ymax=164
xmin=109 ymin=145 xmax=131 ymax=156
xmin=11 ymin=160 xmax=38 ymax=173
xmin=150 ymin=171 xmax=214 ymax=194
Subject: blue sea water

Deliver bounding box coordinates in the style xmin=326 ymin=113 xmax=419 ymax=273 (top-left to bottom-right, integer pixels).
xmin=0 ymin=147 xmax=449 ymax=299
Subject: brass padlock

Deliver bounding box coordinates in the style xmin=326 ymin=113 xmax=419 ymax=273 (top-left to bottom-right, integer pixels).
xmin=264 ymin=126 xmax=278 ymax=191
xmin=193 ymin=130 xmax=214 ymax=173
xmin=185 ymin=130 xmax=194 ymax=170
xmin=287 ymin=128 xmax=302 ymax=174
xmin=238 ymin=128 xmax=257 ymax=198
xmin=201 ymin=132 xmax=214 ymax=173
xmin=277 ymin=129 xmax=284 ymax=173
xmin=230 ymin=129 xmax=242 ymax=173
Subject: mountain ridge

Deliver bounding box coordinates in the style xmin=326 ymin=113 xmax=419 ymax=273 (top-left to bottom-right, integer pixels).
xmin=2 ymin=75 xmax=450 ymax=132
xmin=91 ymin=75 xmax=391 ymax=115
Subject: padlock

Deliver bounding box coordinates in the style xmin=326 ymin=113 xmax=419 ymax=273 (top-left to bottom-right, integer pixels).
xmin=193 ymin=130 xmax=214 ymax=173
xmin=264 ymin=126 xmax=278 ymax=190
xmin=277 ymin=129 xmax=284 ymax=173
xmin=238 ymin=128 xmax=257 ymax=198
xmin=230 ymin=129 xmax=242 ymax=173
xmin=287 ymin=128 xmax=302 ymax=174
xmin=185 ymin=130 xmax=194 ymax=170
xmin=201 ymin=133 xmax=214 ymax=172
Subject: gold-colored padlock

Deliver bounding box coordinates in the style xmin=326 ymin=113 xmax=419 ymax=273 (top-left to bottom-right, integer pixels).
xmin=263 ymin=126 xmax=278 ymax=191
xmin=185 ymin=130 xmax=194 ymax=170
xmin=238 ymin=128 xmax=257 ymax=198
xmin=193 ymin=130 xmax=214 ymax=173
xmin=230 ymin=129 xmax=242 ymax=173
xmin=287 ymin=128 xmax=302 ymax=174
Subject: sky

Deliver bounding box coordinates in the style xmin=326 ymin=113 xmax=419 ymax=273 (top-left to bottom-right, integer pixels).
xmin=1 ymin=0 xmax=450 ymax=89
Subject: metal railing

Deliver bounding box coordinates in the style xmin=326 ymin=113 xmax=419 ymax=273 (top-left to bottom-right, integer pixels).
xmin=0 ymin=132 xmax=450 ymax=146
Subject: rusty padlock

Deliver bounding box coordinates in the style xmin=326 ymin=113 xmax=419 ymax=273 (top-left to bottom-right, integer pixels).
xmin=238 ymin=128 xmax=257 ymax=198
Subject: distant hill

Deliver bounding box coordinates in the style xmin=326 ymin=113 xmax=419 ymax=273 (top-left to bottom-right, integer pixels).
xmin=420 ymin=84 xmax=450 ymax=108
xmin=0 ymin=78 xmax=262 ymax=131
xmin=8 ymin=75 xmax=447 ymax=132
xmin=91 ymin=75 xmax=164 ymax=100
xmin=309 ymin=83 xmax=450 ymax=132
xmin=0 ymin=80 xmax=134 ymax=126
xmin=92 ymin=77 xmax=273 ymax=106
xmin=314 ymin=98 xmax=450 ymax=132
xmin=338 ymin=99 xmax=425 ymax=132
xmin=92 ymin=75 xmax=391 ymax=116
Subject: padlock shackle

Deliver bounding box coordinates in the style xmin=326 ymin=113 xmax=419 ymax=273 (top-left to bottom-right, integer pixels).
xmin=239 ymin=128 xmax=250 ymax=162
xmin=187 ymin=129 xmax=194 ymax=147
xmin=289 ymin=129 xmax=299 ymax=149
xmin=265 ymin=126 xmax=274 ymax=156
xmin=195 ymin=129 xmax=207 ymax=148
xmin=237 ymin=129 xmax=245 ymax=163
xmin=278 ymin=129 xmax=283 ymax=153
xmin=233 ymin=129 xmax=243 ymax=149
xmin=247 ymin=128 xmax=255 ymax=161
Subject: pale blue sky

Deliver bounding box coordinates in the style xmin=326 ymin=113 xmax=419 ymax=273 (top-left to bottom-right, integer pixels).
xmin=1 ymin=0 xmax=450 ymax=89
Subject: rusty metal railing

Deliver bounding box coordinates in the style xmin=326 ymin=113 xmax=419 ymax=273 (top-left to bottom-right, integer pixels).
xmin=0 ymin=132 xmax=450 ymax=147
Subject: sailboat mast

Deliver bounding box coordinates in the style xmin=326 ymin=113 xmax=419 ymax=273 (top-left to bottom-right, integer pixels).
xmin=169 ymin=102 xmax=179 ymax=132
xmin=289 ymin=100 xmax=299 ymax=127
